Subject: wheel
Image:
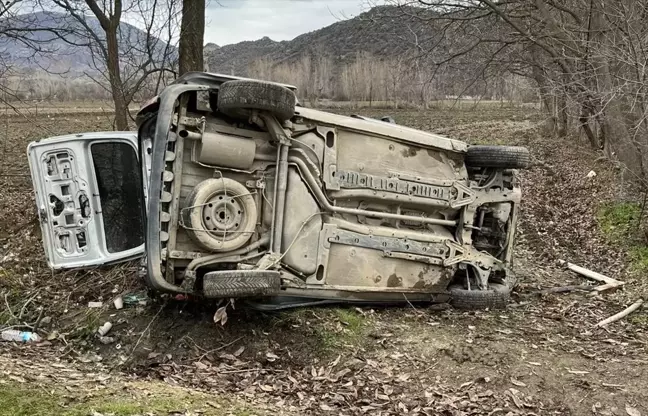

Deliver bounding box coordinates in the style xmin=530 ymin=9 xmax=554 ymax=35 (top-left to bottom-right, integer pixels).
xmin=465 ymin=145 xmax=530 ymax=169
xmin=203 ymin=270 xmax=281 ymax=298
xmin=449 ymin=282 xmax=510 ymax=310
xmin=217 ymin=80 xmax=296 ymax=121
xmin=182 ymin=178 xmax=257 ymax=252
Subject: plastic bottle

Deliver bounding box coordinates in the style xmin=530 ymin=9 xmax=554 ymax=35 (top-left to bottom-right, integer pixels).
xmin=97 ymin=322 xmax=112 ymax=336
xmin=1 ymin=329 xmax=42 ymax=342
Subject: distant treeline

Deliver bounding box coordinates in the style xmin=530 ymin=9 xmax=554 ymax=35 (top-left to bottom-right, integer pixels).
xmin=5 ymin=52 xmax=537 ymax=106
xmin=246 ymin=52 xmax=537 ymax=107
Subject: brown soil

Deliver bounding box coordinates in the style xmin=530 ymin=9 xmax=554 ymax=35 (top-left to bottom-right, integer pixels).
xmin=1 ymin=104 xmax=647 ymax=415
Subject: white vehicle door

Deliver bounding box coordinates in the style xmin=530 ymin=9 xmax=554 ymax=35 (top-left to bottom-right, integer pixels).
xmin=27 ymin=132 xmax=145 ymax=269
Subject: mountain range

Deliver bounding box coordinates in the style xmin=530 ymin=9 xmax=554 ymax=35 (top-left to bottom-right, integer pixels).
xmin=1 ymin=6 xmax=431 ymax=76
xmin=0 ymin=11 xmax=175 ymax=74
xmin=204 ymin=6 xmax=431 ymax=76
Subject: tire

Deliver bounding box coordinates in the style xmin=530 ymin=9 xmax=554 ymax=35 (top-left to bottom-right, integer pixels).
xmin=203 ymin=270 xmax=281 ymax=298
xmin=466 ymin=145 xmax=530 ymax=169
xmin=449 ymin=283 xmax=510 ymax=310
xmin=217 ymin=80 xmax=296 ymax=121
xmin=183 ymin=178 xmax=257 ymax=252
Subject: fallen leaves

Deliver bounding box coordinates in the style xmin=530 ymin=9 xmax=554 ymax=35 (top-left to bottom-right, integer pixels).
xmin=626 ymin=404 xmax=642 ymax=416
xmin=213 ymin=306 xmax=228 ymax=326
xmin=510 ymin=377 xmax=527 ymax=387
xmin=3 ymin=107 xmax=648 ymax=416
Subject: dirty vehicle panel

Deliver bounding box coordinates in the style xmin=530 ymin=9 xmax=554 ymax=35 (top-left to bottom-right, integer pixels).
xmin=27 ymin=132 xmax=145 ymax=269
xmin=137 ymin=72 xmax=526 ymax=308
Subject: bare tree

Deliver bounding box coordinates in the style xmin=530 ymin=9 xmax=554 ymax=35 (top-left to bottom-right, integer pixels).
xmin=84 ymin=0 xmax=129 ymax=129
xmin=4 ymin=0 xmax=179 ymax=130
xmin=0 ymin=1 xmax=36 ymax=100
xmin=376 ymin=0 xmax=648 ymax=181
xmin=178 ymin=0 xmax=205 ymax=75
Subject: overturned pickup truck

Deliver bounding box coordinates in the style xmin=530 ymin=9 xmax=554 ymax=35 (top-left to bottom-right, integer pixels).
xmin=28 ymin=72 xmax=529 ymax=309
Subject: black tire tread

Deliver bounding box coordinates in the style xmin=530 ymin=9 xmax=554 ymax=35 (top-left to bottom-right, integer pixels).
xmin=203 ymin=271 xmax=281 ymax=298
xmin=217 ymin=80 xmax=296 ymax=121
xmin=466 ymin=145 xmax=530 ymax=169
xmin=449 ymin=283 xmax=510 ymax=310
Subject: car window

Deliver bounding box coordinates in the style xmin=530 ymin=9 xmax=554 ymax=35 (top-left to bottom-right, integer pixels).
xmin=91 ymin=142 xmax=144 ymax=253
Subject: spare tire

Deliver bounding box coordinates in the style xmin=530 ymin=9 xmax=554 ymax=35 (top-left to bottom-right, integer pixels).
xmin=217 ymin=80 xmax=296 ymax=121
xmin=182 ymin=178 xmax=257 ymax=252
xmin=466 ymin=145 xmax=530 ymax=169
xmin=449 ymin=283 xmax=510 ymax=310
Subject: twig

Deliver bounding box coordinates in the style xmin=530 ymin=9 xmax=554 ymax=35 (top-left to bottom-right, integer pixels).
xmin=402 ymin=293 xmax=423 ymax=316
xmin=32 ymin=307 xmax=45 ymax=333
xmin=3 ymin=293 xmax=17 ymax=322
xmin=638 ymin=190 xmax=648 ymax=230
xmin=128 ymin=301 xmax=167 ymax=360
xmin=18 ymin=292 xmax=39 ymax=319
xmin=197 ymin=336 xmax=244 ymax=362
xmin=529 ymin=285 xmax=596 ymax=296
xmin=0 ymin=324 xmax=35 ymax=331
xmin=596 ymin=299 xmax=644 ymax=327
xmin=218 ymin=368 xmax=286 ymax=375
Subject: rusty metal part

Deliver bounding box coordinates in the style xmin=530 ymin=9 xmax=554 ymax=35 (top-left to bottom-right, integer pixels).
xmin=260 ymin=113 xmax=292 ymax=253
xmin=195 ymin=131 xmax=257 ymax=170
xmin=289 ymin=156 xmax=458 ymax=227
xmin=184 ymin=234 xmax=270 ymax=278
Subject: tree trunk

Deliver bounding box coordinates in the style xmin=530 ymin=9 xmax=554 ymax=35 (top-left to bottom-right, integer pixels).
xmin=556 ymin=91 xmax=568 ymax=137
xmin=179 ymin=0 xmax=205 ymax=75
xmin=105 ymin=25 xmax=128 ymax=130
xmin=579 ymin=102 xmax=599 ymax=149
xmin=590 ymin=1 xmax=644 ymax=179
xmin=530 ymin=55 xmax=558 ymax=135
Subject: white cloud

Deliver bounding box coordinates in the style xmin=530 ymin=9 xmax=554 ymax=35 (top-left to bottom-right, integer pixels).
xmin=204 ymin=0 xmax=379 ymax=46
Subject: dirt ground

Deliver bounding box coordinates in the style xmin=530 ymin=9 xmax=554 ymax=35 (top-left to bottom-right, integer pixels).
xmin=1 ymin=104 xmax=647 ymax=416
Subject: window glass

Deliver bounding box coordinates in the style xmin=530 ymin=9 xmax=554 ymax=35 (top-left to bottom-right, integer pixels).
xmin=91 ymin=142 xmax=144 ymax=253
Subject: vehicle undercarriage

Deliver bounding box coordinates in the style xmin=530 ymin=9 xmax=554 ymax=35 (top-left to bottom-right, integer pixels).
xmin=136 ymin=74 xmax=528 ymax=309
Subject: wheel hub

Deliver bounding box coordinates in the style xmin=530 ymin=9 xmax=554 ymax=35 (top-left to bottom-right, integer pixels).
xmin=201 ymin=193 xmax=244 ymax=240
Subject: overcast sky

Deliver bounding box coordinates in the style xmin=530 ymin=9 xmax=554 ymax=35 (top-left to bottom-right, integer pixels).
xmin=204 ymin=0 xmax=381 ymax=46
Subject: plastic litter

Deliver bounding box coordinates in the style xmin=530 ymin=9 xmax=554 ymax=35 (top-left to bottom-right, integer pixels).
xmin=98 ymin=336 xmax=116 ymax=345
xmin=1 ymin=329 xmax=41 ymax=343
xmin=97 ymin=322 xmax=112 ymax=336
xmin=122 ymin=292 xmax=148 ymax=306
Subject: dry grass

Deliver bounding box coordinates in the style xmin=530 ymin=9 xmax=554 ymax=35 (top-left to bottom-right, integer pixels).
xmin=1 ymin=103 xmax=648 ymax=415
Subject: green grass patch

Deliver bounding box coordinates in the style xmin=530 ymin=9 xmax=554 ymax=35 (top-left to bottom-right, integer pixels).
xmin=629 ymin=246 xmax=648 ymax=273
xmin=333 ymin=308 xmax=365 ymax=335
xmin=597 ymin=202 xmax=642 ymax=241
xmin=628 ymin=311 xmax=648 ymax=326
xmin=315 ymin=308 xmax=367 ymax=353
xmin=0 ymin=381 xmax=252 ymax=416
xmin=597 ymin=202 xmax=648 ymax=272
xmin=67 ymin=309 xmax=102 ymax=341
xmin=272 ymin=308 xmax=369 ymax=356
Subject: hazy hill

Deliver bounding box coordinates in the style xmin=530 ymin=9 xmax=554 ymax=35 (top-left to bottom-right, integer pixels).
xmin=0 ymin=11 xmax=175 ymax=74
xmin=2 ymin=7 xmax=444 ymax=77
xmin=204 ymin=6 xmax=433 ymax=76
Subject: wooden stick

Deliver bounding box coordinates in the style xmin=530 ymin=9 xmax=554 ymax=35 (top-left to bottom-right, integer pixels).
xmin=596 ymin=299 xmax=644 ymax=327
xmin=529 ymin=285 xmax=595 ymax=296
xmin=558 ymin=260 xmax=625 ymax=286
xmin=589 ymin=282 xmax=625 ymax=295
